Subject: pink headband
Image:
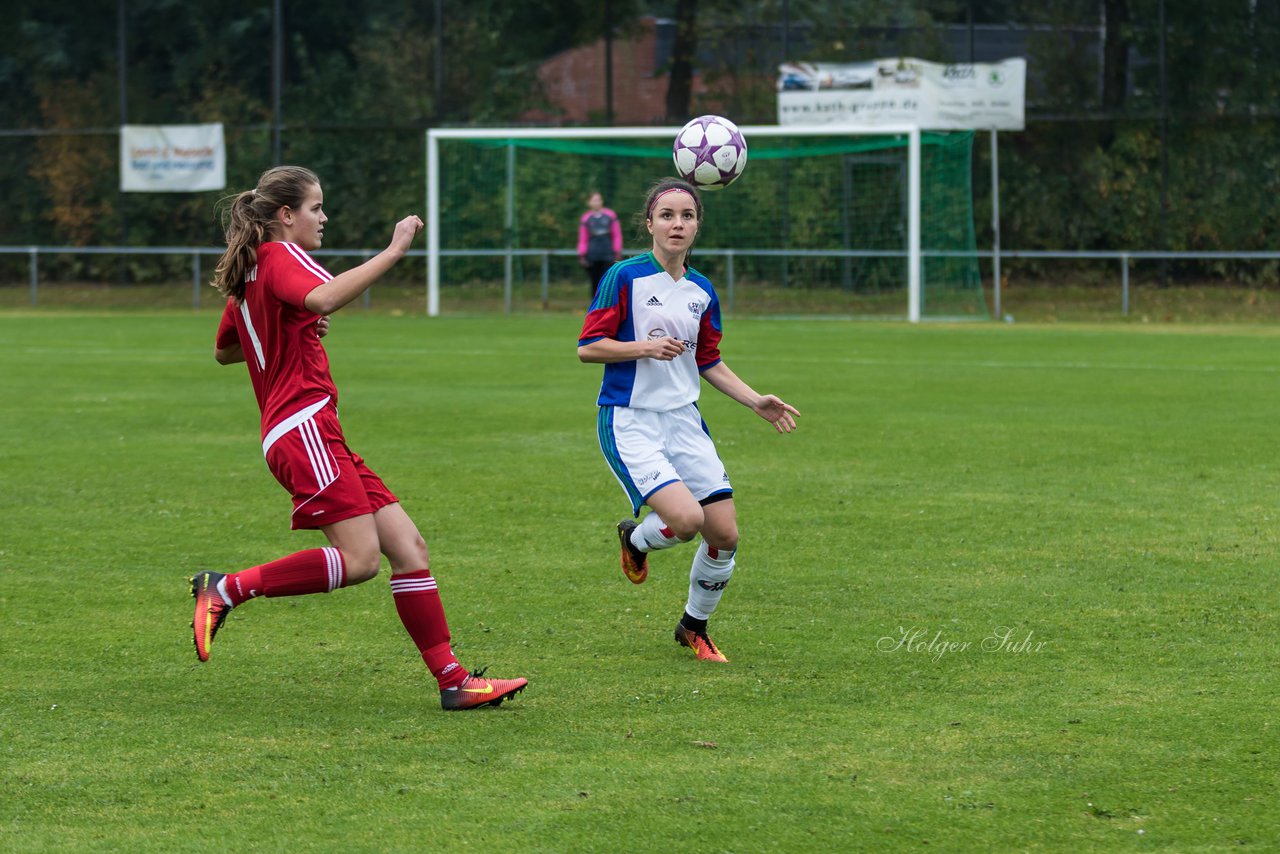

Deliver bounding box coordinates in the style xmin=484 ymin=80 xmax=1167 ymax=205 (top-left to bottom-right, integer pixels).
xmin=647 ymin=187 xmax=693 ymax=219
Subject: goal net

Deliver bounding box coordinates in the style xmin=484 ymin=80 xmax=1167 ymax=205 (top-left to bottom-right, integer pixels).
xmin=426 ymin=125 xmax=985 ymax=321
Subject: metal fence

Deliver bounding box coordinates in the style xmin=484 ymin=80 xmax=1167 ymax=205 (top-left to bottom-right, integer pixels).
xmin=6 ymin=245 xmax=1280 ymax=316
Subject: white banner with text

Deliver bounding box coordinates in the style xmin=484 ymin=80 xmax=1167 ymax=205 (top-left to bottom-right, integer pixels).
xmin=120 ymin=123 xmax=226 ymax=192
xmin=777 ymin=58 xmax=1026 ymax=130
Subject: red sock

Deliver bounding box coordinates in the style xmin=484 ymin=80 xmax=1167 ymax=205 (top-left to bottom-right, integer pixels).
xmin=224 ymin=547 xmax=346 ymax=606
xmin=389 ymin=570 xmax=466 ymax=689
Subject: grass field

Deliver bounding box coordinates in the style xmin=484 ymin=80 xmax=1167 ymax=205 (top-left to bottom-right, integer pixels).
xmin=2 ymin=311 xmax=1279 ymax=851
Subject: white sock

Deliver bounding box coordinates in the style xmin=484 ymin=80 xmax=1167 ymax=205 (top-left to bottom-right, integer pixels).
xmin=215 ymin=577 xmax=235 ymax=607
xmin=685 ymin=541 xmax=735 ymax=620
xmin=633 ymin=511 xmax=683 ymax=552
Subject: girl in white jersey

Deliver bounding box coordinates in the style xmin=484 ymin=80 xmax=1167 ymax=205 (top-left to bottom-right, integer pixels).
xmin=193 ymin=165 xmax=526 ymax=710
xmin=577 ymin=177 xmax=800 ymax=662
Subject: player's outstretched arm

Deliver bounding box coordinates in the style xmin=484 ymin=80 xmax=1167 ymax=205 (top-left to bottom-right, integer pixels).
xmin=701 ymin=361 xmax=800 ymax=434
xmin=304 ymin=215 xmax=423 ymax=315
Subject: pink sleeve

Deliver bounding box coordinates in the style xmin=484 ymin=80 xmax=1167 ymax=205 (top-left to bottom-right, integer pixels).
xmin=576 ymin=212 xmax=589 ymax=256
xmin=608 ymin=209 xmax=623 ymax=255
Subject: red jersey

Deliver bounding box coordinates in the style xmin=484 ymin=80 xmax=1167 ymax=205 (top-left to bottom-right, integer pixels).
xmin=216 ymin=241 xmax=337 ymax=442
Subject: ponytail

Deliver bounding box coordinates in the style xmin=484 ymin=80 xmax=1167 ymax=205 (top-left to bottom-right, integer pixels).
xmin=212 ymin=191 xmax=266 ymax=300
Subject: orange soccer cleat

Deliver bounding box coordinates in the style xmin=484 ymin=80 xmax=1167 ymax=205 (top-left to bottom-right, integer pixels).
xmin=616 ymin=519 xmax=649 ymax=584
xmin=190 ymin=571 xmax=231 ymax=662
xmin=440 ymin=668 xmax=529 ymax=711
xmin=675 ymin=623 xmax=729 ymax=663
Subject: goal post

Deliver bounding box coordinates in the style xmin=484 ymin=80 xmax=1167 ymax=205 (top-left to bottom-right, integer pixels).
xmin=426 ymin=124 xmax=982 ymax=321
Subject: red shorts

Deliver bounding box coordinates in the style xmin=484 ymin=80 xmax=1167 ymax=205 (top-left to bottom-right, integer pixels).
xmin=263 ymin=402 xmax=397 ymax=530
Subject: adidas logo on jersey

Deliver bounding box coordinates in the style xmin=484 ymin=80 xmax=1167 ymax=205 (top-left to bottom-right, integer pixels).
xmin=645 ymin=296 xmax=663 ymax=307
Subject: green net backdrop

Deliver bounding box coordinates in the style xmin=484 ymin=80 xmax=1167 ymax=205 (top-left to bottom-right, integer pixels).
xmin=432 ymin=130 xmax=985 ymax=318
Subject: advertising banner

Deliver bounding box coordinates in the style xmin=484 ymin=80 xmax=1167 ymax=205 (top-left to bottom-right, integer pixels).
xmin=777 ymin=58 xmax=1025 ymax=130
xmin=120 ymin=123 xmax=226 ymax=192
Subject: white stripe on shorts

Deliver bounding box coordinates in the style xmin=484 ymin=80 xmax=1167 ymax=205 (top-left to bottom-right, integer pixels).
xmin=262 ymin=396 xmax=331 ymax=455
xmin=299 ymin=416 xmax=337 ymax=486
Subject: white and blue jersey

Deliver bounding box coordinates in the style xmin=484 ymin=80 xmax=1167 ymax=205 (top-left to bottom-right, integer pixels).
xmin=578 ymin=252 xmax=723 ymax=412
xmin=579 ymin=252 xmax=732 ymax=514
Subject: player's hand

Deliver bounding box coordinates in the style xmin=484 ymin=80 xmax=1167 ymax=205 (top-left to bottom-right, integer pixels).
xmin=315 ymin=315 xmax=330 ymax=338
xmin=579 ymin=256 xmax=589 ymax=267
xmin=389 ymin=215 xmax=424 ymax=253
xmin=752 ymin=394 xmax=800 ymax=433
xmin=644 ymin=336 xmax=686 ymax=361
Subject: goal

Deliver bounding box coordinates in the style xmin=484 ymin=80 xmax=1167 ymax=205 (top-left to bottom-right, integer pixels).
xmin=425 ymin=125 xmax=984 ymax=321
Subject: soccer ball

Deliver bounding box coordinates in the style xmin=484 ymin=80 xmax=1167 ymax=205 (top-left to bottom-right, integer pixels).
xmin=672 ymin=115 xmax=748 ymax=191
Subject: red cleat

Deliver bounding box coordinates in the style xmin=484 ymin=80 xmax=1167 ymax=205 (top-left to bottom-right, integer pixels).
xmin=675 ymin=623 xmax=728 ymax=663
xmin=190 ymin=571 xmax=231 ymax=662
xmin=617 ymin=519 xmax=649 ymax=584
xmin=440 ymin=669 xmax=528 ymax=711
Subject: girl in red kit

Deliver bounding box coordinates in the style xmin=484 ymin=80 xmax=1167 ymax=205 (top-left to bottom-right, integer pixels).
xmin=194 ymin=165 xmax=526 ymax=711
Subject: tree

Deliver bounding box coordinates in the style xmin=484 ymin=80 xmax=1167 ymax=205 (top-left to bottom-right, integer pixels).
xmin=665 ymin=0 xmax=700 ymax=121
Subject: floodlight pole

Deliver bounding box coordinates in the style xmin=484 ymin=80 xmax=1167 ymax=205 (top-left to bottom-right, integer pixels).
xmin=117 ymin=0 xmax=128 ymax=251
xmin=117 ymin=0 xmax=128 ymax=129
xmin=427 ymin=131 xmax=440 ymax=316
xmin=907 ymin=126 xmax=922 ymax=323
xmin=272 ymin=0 xmax=283 ymax=164
xmin=1157 ymin=0 xmax=1169 ymax=287
xmin=992 ymin=129 xmax=1001 ymax=319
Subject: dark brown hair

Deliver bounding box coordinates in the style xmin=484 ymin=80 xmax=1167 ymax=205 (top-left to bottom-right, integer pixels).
xmin=212 ymin=165 xmax=320 ymax=300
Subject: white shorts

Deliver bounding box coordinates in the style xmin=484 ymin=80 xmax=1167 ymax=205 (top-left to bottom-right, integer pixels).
xmin=596 ymin=403 xmax=733 ymax=516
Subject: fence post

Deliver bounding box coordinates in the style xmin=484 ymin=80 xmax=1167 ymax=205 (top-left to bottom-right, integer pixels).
xmin=503 ymin=255 xmax=513 ymax=314
xmin=191 ymin=252 xmax=201 ymax=309
xmin=362 ymin=251 xmax=373 ymax=308
xmin=29 ymin=247 xmax=38 ymax=307
xmin=1121 ymin=253 xmax=1130 ymax=316
xmin=726 ymin=250 xmax=735 ymax=315
xmin=541 ymin=252 xmax=549 ymax=310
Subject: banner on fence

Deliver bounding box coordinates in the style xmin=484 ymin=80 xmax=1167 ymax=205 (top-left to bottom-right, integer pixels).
xmin=120 ymin=123 xmax=226 ymax=192
xmin=777 ymin=58 xmax=1025 ymax=130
